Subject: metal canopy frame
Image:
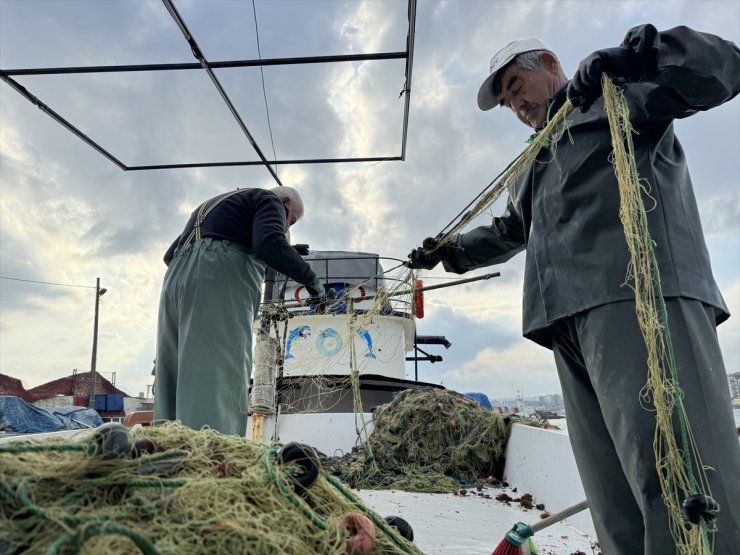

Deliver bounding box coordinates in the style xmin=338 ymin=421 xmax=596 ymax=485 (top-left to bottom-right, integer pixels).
xmin=0 ymin=0 xmax=417 ymax=186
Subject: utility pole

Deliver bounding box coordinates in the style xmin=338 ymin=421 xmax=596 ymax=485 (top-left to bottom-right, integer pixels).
xmin=88 ymin=278 xmax=107 ymax=408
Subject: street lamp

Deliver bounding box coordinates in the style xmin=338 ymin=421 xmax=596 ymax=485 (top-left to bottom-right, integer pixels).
xmin=88 ymin=277 xmax=107 ymax=408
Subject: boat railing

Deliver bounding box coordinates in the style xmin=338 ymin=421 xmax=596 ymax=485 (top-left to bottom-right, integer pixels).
xmin=264 ymin=254 xmax=416 ymax=319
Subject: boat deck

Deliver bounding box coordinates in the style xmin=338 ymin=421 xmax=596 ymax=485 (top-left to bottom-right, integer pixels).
xmin=359 ymin=488 xmax=597 ymax=555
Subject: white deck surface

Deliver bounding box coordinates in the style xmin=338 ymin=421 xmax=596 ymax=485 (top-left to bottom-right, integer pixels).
xmin=357 ymin=488 xmax=597 ymax=555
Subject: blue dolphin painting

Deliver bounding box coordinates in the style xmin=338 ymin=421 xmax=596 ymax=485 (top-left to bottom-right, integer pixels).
xmin=285 ymin=325 xmax=311 ymax=359
xmin=356 ymin=327 xmax=376 ymax=359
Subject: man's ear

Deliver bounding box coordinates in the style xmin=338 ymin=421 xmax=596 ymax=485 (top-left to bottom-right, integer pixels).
xmin=540 ymin=51 xmax=560 ymax=75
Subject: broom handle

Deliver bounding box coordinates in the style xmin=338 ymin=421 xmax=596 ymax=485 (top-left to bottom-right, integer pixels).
xmin=529 ymin=500 xmax=588 ymax=534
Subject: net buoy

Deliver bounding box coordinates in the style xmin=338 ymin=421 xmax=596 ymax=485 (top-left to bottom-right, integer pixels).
xmin=133 ymin=437 xmax=162 ymax=458
xmin=342 ymin=512 xmax=376 ymax=555
xmin=682 ymin=494 xmax=719 ymax=524
xmin=384 ymin=515 xmax=414 ymax=541
xmin=89 ymin=422 xmax=133 ymax=460
xmin=278 ymin=442 xmax=320 ymax=493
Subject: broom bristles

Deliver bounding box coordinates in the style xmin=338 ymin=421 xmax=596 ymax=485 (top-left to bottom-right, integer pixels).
xmin=491 ymin=535 xmax=537 ymax=555
xmin=490 ymin=538 xmax=525 ymax=555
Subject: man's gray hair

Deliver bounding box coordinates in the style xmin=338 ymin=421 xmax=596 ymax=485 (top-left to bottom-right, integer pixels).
xmin=491 ymin=50 xmax=548 ymax=98
xmin=270 ymin=186 xmax=304 ymax=217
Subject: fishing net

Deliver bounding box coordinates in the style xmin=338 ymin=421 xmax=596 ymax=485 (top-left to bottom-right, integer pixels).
xmin=0 ymin=421 xmax=421 ymax=555
xmin=254 ymin=262 xmax=418 ymax=419
xmin=601 ymin=75 xmax=713 ymax=553
xmin=430 ymin=98 xmax=573 ymax=252
xmin=324 ymin=387 xmax=514 ymax=493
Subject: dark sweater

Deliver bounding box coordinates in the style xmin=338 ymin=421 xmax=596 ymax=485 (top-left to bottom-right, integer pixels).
xmin=164 ymin=188 xmax=317 ymax=285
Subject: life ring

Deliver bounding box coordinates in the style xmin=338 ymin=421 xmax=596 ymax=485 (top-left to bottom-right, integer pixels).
xmin=342 ymin=513 xmax=376 ymax=555
xmin=294 ymin=283 xmax=365 ymax=301
xmin=278 ymin=442 xmax=320 ymax=494
xmin=413 ymin=279 xmax=424 ymax=319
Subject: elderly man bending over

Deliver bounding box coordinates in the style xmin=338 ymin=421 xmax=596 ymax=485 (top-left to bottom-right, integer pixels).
xmin=155 ymin=186 xmax=324 ymax=436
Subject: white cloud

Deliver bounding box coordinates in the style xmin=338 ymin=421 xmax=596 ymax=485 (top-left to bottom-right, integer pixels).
xmin=425 ymin=261 xmax=524 ymax=320
xmin=1 ymin=0 xmax=738 ymax=400
xmin=440 ymin=341 xmax=559 ymax=398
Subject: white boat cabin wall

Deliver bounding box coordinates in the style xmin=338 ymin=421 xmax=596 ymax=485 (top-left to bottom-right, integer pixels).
xmin=279 ymin=251 xmax=415 ymax=380
xmin=248 ymin=251 xmax=430 ymax=450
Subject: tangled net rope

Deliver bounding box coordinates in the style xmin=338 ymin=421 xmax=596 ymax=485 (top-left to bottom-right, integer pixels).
xmin=0 ymin=422 xmax=421 ymax=555
xmin=602 ymin=74 xmax=713 ymax=555
xmin=345 ymin=267 xmax=422 ymax=453
xmin=325 ymin=387 xmax=513 ymax=493
xmin=430 ymin=98 xmax=573 ymax=252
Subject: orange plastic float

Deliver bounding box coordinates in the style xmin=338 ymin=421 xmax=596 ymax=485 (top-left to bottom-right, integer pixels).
xmin=413 ymin=279 xmax=424 ymax=318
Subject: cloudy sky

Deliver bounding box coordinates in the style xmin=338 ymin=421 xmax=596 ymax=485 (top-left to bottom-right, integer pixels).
xmin=1 ymin=0 xmax=738 ymax=403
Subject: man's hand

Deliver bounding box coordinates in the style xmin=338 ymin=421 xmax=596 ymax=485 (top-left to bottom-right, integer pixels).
xmin=304 ymin=279 xmax=328 ymax=313
xmin=405 ymin=237 xmax=443 ymax=270
xmin=304 ymin=279 xmax=325 ymax=298
xmin=567 ymin=46 xmax=640 ymax=113
xmin=293 ymin=243 xmax=310 ymax=256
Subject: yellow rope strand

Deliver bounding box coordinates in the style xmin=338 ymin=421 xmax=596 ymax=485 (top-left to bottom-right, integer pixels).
xmin=432 ymin=99 xmax=574 ymax=251
xmin=602 ymin=74 xmax=713 ymax=554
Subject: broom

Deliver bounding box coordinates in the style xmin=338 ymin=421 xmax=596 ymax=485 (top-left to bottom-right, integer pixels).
xmin=491 ymin=499 xmax=589 ymax=554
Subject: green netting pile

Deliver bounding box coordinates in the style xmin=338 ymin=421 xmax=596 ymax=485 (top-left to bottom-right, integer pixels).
xmin=0 ymin=422 xmax=421 ymax=555
xmin=325 ymin=388 xmax=513 ymax=493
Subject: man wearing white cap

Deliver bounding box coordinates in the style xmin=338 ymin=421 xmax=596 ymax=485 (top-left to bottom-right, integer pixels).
xmin=407 ymin=24 xmax=740 ymax=554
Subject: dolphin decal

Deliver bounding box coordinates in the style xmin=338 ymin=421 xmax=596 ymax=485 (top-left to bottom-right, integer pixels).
xmin=285 ymin=325 xmax=311 ymax=359
xmin=356 ymin=327 xmax=376 ymax=359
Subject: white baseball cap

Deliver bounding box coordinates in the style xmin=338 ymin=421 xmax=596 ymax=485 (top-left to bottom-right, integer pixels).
xmin=477 ymin=37 xmax=552 ymax=111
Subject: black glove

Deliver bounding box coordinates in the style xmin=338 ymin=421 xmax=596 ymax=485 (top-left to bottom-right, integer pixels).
xmin=567 ymin=46 xmax=641 ymax=113
xmin=292 ymin=244 xmax=310 ymax=256
xmin=304 ymin=279 xmax=325 ymax=298
xmin=405 ymin=237 xmax=443 ymax=270
xmin=303 ymin=279 xmax=327 ymax=313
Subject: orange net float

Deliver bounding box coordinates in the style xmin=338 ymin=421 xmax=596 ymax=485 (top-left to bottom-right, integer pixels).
xmin=342 ymin=512 xmax=376 ymax=555
xmin=413 ymin=279 xmax=424 ymax=319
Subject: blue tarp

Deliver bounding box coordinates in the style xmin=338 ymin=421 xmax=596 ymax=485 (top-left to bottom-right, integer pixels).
xmin=48 ymin=405 xmax=104 ymax=429
xmin=463 ymin=392 xmax=492 ymax=410
xmin=0 ymin=396 xmax=103 ymax=433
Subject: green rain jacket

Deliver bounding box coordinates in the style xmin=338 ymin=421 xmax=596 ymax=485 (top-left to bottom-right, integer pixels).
xmin=442 ymin=24 xmax=739 ymax=348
